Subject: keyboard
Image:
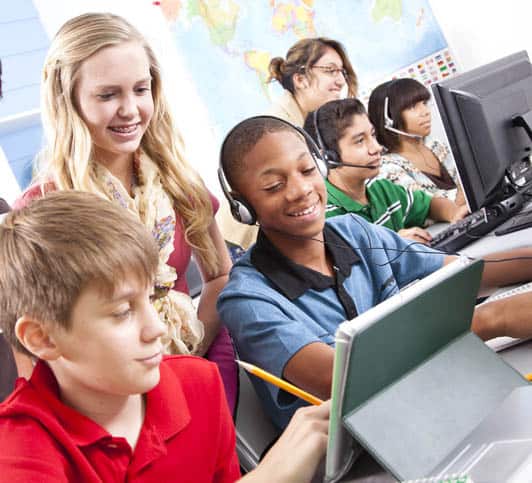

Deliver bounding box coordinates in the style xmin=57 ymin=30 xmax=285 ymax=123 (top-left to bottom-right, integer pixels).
xmin=430 ymin=206 xmax=512 ymax=253
xmin=494 ymin=208 xmax=532 ymax=235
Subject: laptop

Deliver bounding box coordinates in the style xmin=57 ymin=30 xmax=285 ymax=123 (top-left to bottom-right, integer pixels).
xmin=325 ymin=258 xmax=529 ymax=482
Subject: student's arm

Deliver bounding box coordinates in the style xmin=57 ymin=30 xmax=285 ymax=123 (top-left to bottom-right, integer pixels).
xmin=240 ymin=400 xmax=330 ymax=483
xmin=393 ymin=185 xmax=432 ymax=244
xmin=283 ymin=342 xmax=335 ymax=400
xmin=429 ymin=196 xmax=469 ymax=223
xmin=218 ymin=278 xmax=335 ymax=415
xmin=366 ymin=219 xmax=447 ymax=287
xmin=443 ymin=248 xmax=532 ymax=291
xmin=194 ymin=218 xmax=233 ymax=355
xmin=443 ymin=249 xmax=532 ymax=339
xmin=472 ymin=292 xmax=532 ymax=340
xmin=454 ymin=184 xmax=467 ymax=207
xmin=478 ymin=248 xmax=532 ymax=291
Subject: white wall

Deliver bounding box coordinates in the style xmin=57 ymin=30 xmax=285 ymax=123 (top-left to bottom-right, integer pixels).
xmin=430 ymin=0 xmax=532 ymax=70
xmin=0 ymin=146 xmax=21 ymax=205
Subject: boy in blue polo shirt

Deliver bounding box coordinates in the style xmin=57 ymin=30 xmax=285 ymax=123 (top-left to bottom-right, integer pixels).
xmin=217 ymin=115 xmax=532 ymax=428
xmin=303 ymin=98 xmax=469 ymax=245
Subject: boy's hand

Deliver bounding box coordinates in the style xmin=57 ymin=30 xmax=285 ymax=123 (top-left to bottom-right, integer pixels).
xmin=241 ymin=400 xmax=331 ymax=483
xmin=450 ymin=204 xmax=470 ymax=223
xmin=398 ymin=227 xmax=433 ymax=245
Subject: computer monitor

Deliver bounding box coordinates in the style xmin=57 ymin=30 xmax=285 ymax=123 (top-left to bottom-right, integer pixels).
xmin=432 ymin=51 xmax=532 ymax=212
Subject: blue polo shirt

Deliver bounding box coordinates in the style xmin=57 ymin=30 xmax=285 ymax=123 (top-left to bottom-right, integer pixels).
xmin=217 ymin=214 xmax=445 ymax=428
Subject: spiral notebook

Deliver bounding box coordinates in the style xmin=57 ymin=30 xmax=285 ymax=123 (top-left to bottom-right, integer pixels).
xmin=325 ymin=258 xmax=529 ymax=482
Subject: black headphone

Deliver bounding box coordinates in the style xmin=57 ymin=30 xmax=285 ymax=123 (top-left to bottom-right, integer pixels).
xmin=312 ymin=108 xmax=343 ymax=168
xmin=218 ymin=115 xmax=328 ymax=225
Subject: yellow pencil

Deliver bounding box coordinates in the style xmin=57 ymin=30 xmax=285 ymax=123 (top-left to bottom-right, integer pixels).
xmin=525 ymin=373 xmax=532 ymax=381
xmin=236 ymin=359 xmax=323 ymax=406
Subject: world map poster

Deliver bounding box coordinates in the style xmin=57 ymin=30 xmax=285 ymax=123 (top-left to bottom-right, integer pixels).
xmin=158 ymin=0 xmax=457 ymax=141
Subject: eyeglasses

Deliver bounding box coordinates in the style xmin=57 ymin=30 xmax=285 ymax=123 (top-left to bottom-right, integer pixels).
xmin=311 ymin=65 xmax=347 ymax=79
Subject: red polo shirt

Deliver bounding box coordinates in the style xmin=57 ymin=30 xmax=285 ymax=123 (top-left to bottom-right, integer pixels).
xmin=0 ymin=356 xmax=240 ymax=482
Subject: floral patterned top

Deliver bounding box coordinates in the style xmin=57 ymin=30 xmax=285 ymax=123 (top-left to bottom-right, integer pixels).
xmin=378 ymin=138 xmax=460 ymax=201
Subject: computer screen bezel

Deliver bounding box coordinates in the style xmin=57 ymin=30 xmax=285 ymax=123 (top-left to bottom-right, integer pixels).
xmin=432 ymin=50 xmax=532 ymax=212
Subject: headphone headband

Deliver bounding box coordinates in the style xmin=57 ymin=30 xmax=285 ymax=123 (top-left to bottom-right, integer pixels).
xmin=312 ymin=108 xmax=326 ymax=151
xmin=218 ymin=115 xmax=328 ymax=225
xmin=384 ymin=95 xmax=394 ymax=129
xmin=311 ymin=107 xmax=342 ymax=168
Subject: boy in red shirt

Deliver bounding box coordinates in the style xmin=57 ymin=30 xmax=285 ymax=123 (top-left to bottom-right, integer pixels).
xmin=0 ymin=191 xmax=329 ymax=482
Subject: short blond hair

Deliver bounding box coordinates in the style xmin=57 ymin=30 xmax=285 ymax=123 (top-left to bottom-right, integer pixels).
xmin=0 ymin=191 xmax=158 ymax=355
xmin=38 ymin=12 xmax=220 ymax=276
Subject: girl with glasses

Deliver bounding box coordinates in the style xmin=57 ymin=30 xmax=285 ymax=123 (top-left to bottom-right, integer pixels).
xmin=267 ymin=37 xmax=358 ymax=127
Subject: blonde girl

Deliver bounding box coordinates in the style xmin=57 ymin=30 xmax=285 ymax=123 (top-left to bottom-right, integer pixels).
xmin=15 ymin=12 xmax=236 ymax=409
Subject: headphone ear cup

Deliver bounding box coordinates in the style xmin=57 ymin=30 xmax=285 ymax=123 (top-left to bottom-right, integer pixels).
xmin=323 ymin=149 xmax=342 ymax=169
xmin=384 ymin=95 xmax=394 ymax=129
xmin=230 ymin=196 xmax=257 ymax=225
xmin=314 ymin=155 xmax=329 ymax=178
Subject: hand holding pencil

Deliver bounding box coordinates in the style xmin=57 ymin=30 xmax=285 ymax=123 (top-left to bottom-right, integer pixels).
xmin=236 ymin=359 xmax=324 ymax=405
xmin=239 ymin=398 xmax=331 ymax=483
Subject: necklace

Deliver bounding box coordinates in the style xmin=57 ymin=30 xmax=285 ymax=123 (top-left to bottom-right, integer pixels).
xmin=402 ymin=141 xmax=441 ymax=176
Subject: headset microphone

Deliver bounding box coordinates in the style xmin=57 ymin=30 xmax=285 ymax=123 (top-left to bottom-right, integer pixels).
xmin=336 ymin=162 xmax=380 ymax=169
xmin=383 ymin=96 xmax=423 ymax=140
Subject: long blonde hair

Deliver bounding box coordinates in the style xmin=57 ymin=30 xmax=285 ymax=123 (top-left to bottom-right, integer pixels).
xmin=39 ymin=12 xmax=219 ymax=275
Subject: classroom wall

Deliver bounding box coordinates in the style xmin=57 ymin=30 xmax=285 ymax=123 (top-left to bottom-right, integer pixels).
xmin=430 ymin=0 xmax=532 ymax=71
xmin=1 ymin=1 xmax=532 ymax=199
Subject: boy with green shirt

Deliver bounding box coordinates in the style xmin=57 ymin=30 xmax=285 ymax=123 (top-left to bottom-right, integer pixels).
xmin=304 ymin=98 xmax=468 ymax=245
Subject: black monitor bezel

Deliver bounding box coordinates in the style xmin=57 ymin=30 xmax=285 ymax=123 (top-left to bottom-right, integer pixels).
xmin=432 ymin=50 xmax=532 ymax=212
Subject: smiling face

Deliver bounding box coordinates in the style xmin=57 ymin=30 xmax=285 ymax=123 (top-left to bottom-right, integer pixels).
xmin=48 ymin=274 xmax=166 ymax=401
xmin=74 ymin=41 xmax=154 ymax=166
xmin=336 ymin=113 xmax=383 ymax=184
xmin=235 ymin=129 xmax=327 ymax=243
xmin=401 ymin=99 xmax=432 ymax=138
xmin=303 ymin=47 xmax=347 ymax=110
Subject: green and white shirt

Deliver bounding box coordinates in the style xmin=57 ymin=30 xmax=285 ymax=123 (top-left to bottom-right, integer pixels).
xmin=325 ymin=178 xmax=432 ymax=231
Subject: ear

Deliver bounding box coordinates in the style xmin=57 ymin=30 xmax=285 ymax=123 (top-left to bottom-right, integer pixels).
xmin=293 ymin=72 xmax=309 ymax=90
xmin=15 ymin=316 xmax=62 ymax=361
